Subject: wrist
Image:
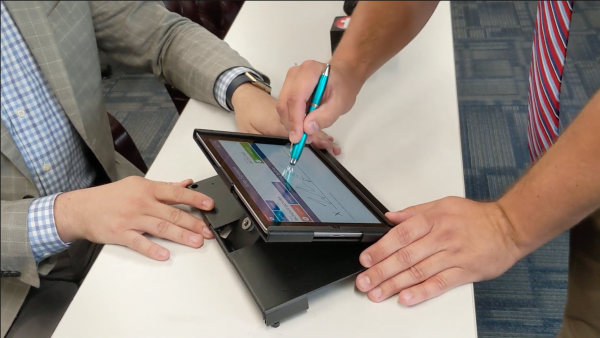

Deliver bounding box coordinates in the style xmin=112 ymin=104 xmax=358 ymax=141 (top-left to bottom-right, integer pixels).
xmin=329 ymin=56 xmax=368 ymax=89
xmin=328 ymin=56 xmax=368 ymax=101
xmin=54 ymin=191 xmax=82 ymax=243
xmin=493 ymin=198 xmax=540 ymax=260
xmin=485 ymin=201 xmax=525 ymax=262
xmin=231 ymin=83 xmax=270 ymax=112
xmin=225 ymin=70 xmax=271 ymax=111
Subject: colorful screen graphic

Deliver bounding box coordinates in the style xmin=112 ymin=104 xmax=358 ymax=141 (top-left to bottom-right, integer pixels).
xmin=211 ymin=140 xmax=379 ymax=224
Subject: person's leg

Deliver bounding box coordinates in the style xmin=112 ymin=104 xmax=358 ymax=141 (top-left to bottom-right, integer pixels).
xmin=557 ymin=209 xmax=600 ymax=338
xmin=5 ymin=280 xmax=78 ymax=338
xmin=41 ymin=240 xmax=103 ymax=285
xmin=5 ymin=240 xmax=102 ymax=337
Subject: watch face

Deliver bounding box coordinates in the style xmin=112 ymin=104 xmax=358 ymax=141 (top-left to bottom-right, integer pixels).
xmin=246 ymin=72 xmax=271 ymax=94
xmin=248 ymin=71 xmax=270 ymax=86
xmin=260 ymin=73 xmax=271 ymax=85
xmin=253 ymin=81 xmax=272 ymax=94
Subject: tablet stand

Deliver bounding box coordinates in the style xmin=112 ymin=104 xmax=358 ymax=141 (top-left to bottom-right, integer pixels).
xmin=188 ymin=176 xmax=370 ymax=327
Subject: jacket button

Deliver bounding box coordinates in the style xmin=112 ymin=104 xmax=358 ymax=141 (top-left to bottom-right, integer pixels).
xmin=23 ymin=195 xmax=34 ymax=199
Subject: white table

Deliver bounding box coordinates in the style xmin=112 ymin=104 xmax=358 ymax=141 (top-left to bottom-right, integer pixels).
xmin=53 ymin=2 xmax=476 ymax=337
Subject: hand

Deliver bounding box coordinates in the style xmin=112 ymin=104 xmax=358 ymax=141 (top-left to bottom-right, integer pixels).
xmin=232 ymin=83 xmax=341 ymax=155
xmin=54 ymin=177 xmax=215 ymax=261
xmin=355 ymin=197 xmax=522 ymax=305
xmin=276 ymin=60 xmax=364 ymax=144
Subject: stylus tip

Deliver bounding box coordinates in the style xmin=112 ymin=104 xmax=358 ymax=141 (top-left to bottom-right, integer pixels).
xmin=289 ymin=158 xmax=297 ymax=166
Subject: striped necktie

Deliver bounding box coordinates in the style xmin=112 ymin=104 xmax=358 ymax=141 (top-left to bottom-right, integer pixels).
xmin=527 ymin=1 xmax=574 ymax=162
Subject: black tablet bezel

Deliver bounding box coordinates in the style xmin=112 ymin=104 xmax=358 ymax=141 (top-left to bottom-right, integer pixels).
xmin=194 ymin=129 xmax=393 ymax=241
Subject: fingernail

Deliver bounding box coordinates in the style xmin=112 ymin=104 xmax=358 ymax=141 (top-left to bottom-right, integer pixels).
xmin=158 ymin=248 xmax=168 ymax=258
xmin=189 ymin=234 xmax=201 ymax=245
xmin=358 ymin=275 xmax=371 ymax=289
xmin=360 ymin=252 xmax=372 ymax=267
xmin=289 ymin=131 xmax=296 ymax=139
xmin=386 ymin=211 xmax=401 ymax=219
xmin=202 ymin=199 xmax=213 ymax=208
xmin=371 ymin=288 xmax=382 ymax=299
xmin=309 ymin=121 xmax=320 ymax=133
xmin=402 ymin=290 xmax=413 ymax=302
xmin=203 ymin=227 xmax=212 ymax=237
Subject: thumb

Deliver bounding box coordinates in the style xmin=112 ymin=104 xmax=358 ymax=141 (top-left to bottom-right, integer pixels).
xmin=171 ymin=179 xmax=193 ymax=188
xmin=386 ymin=201 xmax=436 ymax=224
xmin=303 ymin=101 xmax=341 ymax=134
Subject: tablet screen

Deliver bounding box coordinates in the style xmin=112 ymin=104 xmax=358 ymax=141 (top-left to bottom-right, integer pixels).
xmin=210 ymin=140 xmax=380 ymax=224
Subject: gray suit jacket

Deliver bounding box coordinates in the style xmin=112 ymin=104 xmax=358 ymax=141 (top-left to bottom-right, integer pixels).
xmin=0 ymin=1 xmax=252 ymax=336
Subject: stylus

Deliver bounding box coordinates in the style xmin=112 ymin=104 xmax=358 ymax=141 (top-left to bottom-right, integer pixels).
xmin=289 ymin=64 xmax=330 ymax=165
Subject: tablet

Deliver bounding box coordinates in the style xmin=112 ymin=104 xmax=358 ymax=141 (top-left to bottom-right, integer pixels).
xmin=194 ymin=129 xmax=393 ymax=242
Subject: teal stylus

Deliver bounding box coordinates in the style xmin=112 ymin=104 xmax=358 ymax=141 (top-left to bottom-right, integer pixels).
xmin=289 ymin=64 xmax=330 ymax=165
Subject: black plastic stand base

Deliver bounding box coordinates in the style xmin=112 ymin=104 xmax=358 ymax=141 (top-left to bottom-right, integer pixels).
xmin=188 ymin=176 xmax=370 ymax=327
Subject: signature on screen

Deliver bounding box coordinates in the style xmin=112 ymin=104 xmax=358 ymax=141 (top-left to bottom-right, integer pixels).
xmin=278 ymin=149 xmax=353 ymax=219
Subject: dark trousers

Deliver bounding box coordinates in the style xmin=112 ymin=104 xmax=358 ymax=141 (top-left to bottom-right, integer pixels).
xmin=6 ymin=241 xmax=102 ymax=338
xmin=6 ymin=170 xmax=109 ymax=338
xmin=557 ymin=209 xmax=600 ymax=338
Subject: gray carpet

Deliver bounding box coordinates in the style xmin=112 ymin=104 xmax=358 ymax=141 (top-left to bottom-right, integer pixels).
xmin=102 ymin=2 xmax=599 ymax=337
xmin=453 ymin=2 xmax=599 ymax=337
xmin=101 ymin=63 xmax=179 ymax=167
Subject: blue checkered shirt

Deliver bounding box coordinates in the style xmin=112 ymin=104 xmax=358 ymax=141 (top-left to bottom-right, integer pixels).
xmin=1 ymin=1 xmax=259 ymax=264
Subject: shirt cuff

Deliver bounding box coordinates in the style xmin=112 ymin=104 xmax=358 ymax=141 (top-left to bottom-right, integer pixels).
xmin=213 ymin=66 xmax=263 ymax=111
xmin=27 ymin=193 xmax=70 ymax=263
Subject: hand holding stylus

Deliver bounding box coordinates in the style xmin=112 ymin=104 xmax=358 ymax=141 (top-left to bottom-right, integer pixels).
xmin=232 ymin=81 xmax=340 ymax=155
xmin=276 ymin=60 xmax=363 ymax=146
xmin=288 ymin=64 xmax=331 ymax=165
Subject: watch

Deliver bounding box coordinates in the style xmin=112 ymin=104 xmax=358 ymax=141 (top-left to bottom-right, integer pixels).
xmin=226 ymin=71 xmax=272 ymax=110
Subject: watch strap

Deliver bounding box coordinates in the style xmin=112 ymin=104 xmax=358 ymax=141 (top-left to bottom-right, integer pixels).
xmin=226 ymin=71 xmax=271 ymax=111
xmin=226 ymin=73 xmax=252 ymax=110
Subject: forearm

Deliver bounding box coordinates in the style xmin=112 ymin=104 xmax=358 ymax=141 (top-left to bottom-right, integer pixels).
xmin=90 ymin=1 xmax=252 ymax=107
xmin=332 ymin=1 xmax=439 ymax=85
xmin=498 ymin=91 xmax=600 ymax=257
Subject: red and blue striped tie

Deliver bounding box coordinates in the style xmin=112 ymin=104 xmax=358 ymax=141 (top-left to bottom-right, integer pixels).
xmin=527 ymin=1 xmax=574 ymax=162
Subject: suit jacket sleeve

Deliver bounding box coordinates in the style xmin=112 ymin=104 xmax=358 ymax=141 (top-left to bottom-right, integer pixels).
xmin=89 ymin=1 xmax=253 ymax=108
xmin=1 ymin=200 xmax=55 ymax=288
